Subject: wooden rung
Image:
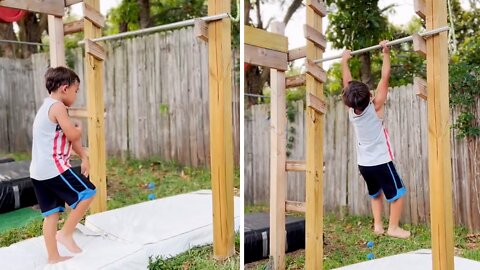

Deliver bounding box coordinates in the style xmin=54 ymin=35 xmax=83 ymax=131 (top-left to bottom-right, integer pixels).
xmin=305 ymin=59 xmax=326 ymax=83
xmin=285 ymin=200 xmax=306 ymax=212
xmin=288 ymin=46 xmax=306 ymax=61
xmin=307 ymin=0 xmax=327 ymax=17
xmin=304 ymin=25 xmax=326 ymax=51
xmin=194 ymin=19 xmax=208 ymax=42
xmin=414 ymin=77 xmax=427 ymax=100
xmin=83 ymin=2 xmax=105 ymax=28
xmin=245 ymin=44 xmax=288 ymax=71
xmin=65 ymin=0 xmax=83 ymax=6
xmin=245 ymin=25 xmax=288 ymax=53
xmin=286 ymin=74 xmax=306 ymax=88
xmin=285 ymin=160 xmax=306 ymax=171
xmin=64 ymin=20 xmax=84 ymax=35
xmin=68 ymin=108 xmax=88 ymax=118
xmin=85 ymin=39 xmax=106 ymax=61
xmin=412 ymin=33 xmax=426 ymax=58
xmin=414 ymin=0 xmax=426 ymax=20
xmin=0 ymin=0 xmax=64 ymax=16
xmin=307 ymin=93 xmax=327 ymax=114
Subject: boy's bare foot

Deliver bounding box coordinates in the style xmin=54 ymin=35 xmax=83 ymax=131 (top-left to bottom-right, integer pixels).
xmin=56 ymin=231 xmax=82 ymax=253
xmin=374 ymin=224 xmax=385 ymax=235
xmin=47 ymin=255 xmax=72 ymax=264
xmin=387 ymin=227 xmax=411 ymax=239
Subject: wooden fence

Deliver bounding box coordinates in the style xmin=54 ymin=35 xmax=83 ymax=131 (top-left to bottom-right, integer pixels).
xmin=245 ymin=85 xmax=480 ymax=231
xmin=0 ymin=27 xmax=240 ymax=167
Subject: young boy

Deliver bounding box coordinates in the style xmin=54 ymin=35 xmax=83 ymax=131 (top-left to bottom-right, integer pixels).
xmin=30 ymin=66 xmax=96 ymax=264
xmin=341 ymin=41 xmax=410 ymax=239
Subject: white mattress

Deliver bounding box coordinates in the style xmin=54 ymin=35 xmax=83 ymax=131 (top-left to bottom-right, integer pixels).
xmin=0 ymin=190 xmax=240 ymax=269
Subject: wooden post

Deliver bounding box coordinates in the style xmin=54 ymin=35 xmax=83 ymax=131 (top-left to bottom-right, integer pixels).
xmin=83 ymin=0 xmax=107 ymax=213
xmin=47 ymin=15 xmax=65 ymax=66
xmin=426 ymin=0 xmax=454 ymax=269
xmin=207 ymin=0 xmax=234 ymax=259
xmin=269 ymin=21 xmax=287 ymax=270
xmin=305 ymin=0 xmax=325 ymax=269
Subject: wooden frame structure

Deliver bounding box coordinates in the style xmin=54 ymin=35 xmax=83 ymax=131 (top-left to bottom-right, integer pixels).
xmin=244 ymin=0 xmax=453 ymax=269
xmin=1 ymin=0 xmax=235 ymax=259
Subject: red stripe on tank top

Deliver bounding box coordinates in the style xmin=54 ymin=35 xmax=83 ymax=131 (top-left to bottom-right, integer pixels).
xmin=384 ymin=128 xmax=394 ymax=160
xmin=52 ymin=130 xmax=64 ymax=172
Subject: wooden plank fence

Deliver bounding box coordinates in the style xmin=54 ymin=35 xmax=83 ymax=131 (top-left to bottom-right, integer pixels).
xmin=245 ymin=85 xmax=480 ymax=231
xmin=0 ymin=27 xmax=240 ymax=167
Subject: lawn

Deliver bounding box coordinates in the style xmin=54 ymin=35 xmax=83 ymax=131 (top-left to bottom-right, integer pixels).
xmin=0 ymin=153 xmax=240 ymax=269
xmin=245 ymin=206 xmax=480 ymax=270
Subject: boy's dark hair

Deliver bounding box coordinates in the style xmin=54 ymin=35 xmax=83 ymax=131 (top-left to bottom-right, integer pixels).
xmin=342 ymin=80 xmax=370 ymax=112
xmin=45 ymin=66 xmax=80 ymax=94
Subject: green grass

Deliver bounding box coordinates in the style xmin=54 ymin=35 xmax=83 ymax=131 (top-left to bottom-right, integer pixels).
xmin=0 ymin=152 xmax=31 ymax=161
xmin=0 ymin=156 xmax=240 ymax=269
xmin=245 ymin=212 xmax=480 ymax=269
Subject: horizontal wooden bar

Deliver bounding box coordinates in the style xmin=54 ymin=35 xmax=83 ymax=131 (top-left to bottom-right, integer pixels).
xmin=414 ymin=77 xmax=427 ymax=100
xmin=194 ymin=19 xmax=208 ymax=42
xmin=285 ymin=200 xmax=306 ymax=212
xmin=304 ymin=24 xmax=326 ymax=51
xmin=65 ymin=0 xmax=82 ymax=6
xmin=85 ymin=39 xmax=106 ymax=61
xmin=305 ymin=59 xmax=326 ymax=83
xmin=0 ymin=0 xmax=64 ymax=16
xmin=64 ymin=20 xmax=84 ymax=35
xmin=307 ymin=93 xmax=327 ymax=114
xmin=307 ymin=0 xmax=327 ymax=17
xmin=285 ymin=160 xmax=306 ymax=172
xmin=288 ymin=46 xmax=306 ymax=61
xmin=244 ymin=44 xmax=288 ymax=71
xmin=83 ymin=2 xmax=105 ymax=28
xmin=414 ymin=0 xmax=426 ymax=20
xmin=68 ymin=107 xmax=107 ymax=118
xmin=286 ymin=74 xmax=306 ymax=88
xmin=245 ymin=25 xmax=288 ymax=53
xmin=412 ymin=33 xmax=426 ymax=58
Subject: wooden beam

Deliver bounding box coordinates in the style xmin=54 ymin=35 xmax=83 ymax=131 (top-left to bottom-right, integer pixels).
xmin=85 ymin=39 xmax=105 ymax=61
xmin=65 ymin=0 xmax=83 ymax=6
xmin=208 ymin=0 xmax=234 ymax=259
xmin=84 ymin=0 xmax=107 ymax=215
xmin=194 ymin=19 xmax=208 ymax=42
xmin=269 ymin=21 xmax=287 ymax=270
xmin=306 ymin=93 xmax=327 ymax=114
xmin=414 ymin=0 xmax=426 ymax=20
xmin=307 ymin=0 xmax=327 ymax=17
xmin=288 ymin=46 xmax=306 ymax=61
xmin=48 ymin=15 xmax=65 ymax=67
xmin=244 ymin=44 xmax=288 ymax=71
xmin=83 ymin=2 xmax=105 ymax=28
xmin=305 ymin=59 xmax=327 ymax=83
xmin=286 ymin=74 xmax=306 ymax=88
xmin=245 ymin=25 xmax=288 ymax=53
xmin=68 ymin=107 xmax=106 ymax=118
xmin=426 ymin=0 xmax=454 ymax=269
xmin=413 ymin=33 xmax=426 ymax=58
xmin=64 ymin=20 xmax=84 ymax=35
xmin=305 ymin=0 xmax=325 ymax=269
xmin=414 ymin=77 xmax=427 ymax=100
xmin=304 ymin=24 xmax=326 ymax=51
xmin=0 ymin=0 xmax=64 ymax=16
xmin=285 ymin=201 xmax=306 ymax=212
xmin=285 ymin=160 xmax=306 ymax=172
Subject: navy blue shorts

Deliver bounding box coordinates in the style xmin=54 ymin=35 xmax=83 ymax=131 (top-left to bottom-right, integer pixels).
xmin=31 ymin=168 xmax=96 ymax=217
xmin=358 ymin=161 xmax=406 ymax=202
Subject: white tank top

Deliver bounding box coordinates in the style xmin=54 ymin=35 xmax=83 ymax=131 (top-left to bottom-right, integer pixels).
xmin=30 ymin=97 xmax=72 ymax=180
xmin=349 ymin=102 xmax=394 ymax=166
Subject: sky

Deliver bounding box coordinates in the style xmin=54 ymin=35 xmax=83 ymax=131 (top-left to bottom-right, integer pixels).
xmin=70 ymin=0 xmax=122 ymax=16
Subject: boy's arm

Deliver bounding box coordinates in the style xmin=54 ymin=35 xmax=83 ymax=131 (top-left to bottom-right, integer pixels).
xmin=341 ymin=50 xmax=353 ymax=88
xmin=50 ymin=102 xmax=82 ymax=142
xmin=72 ymin=139 xmax=89 ymax=177
xmin=373 ymin=40 xmax=391 ymax=113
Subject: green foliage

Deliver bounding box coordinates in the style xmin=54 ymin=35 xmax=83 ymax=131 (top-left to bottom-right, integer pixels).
xmin=106 ymin=0 xmax=142 ymax=34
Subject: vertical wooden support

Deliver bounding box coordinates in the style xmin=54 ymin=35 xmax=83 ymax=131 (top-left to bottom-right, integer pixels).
xmin=208 ymin=0 xmax=234 ymax=259
xmin=305 ymin=0 xmax=325 ymax=269
xmin=426 ymin=0 xmax=454 ymax=269
xmin=84 ymin=0 xmax=107 ymax=213
xmin=48 ymin=15 xmax=65 ymax=66
xmin=269 ymin=21 xmax=287 ymax=270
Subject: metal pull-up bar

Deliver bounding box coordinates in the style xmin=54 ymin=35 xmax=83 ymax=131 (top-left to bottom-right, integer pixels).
xmin=79 ymin=13 xmax=230 ymax=44
xmin=314 ymin=26 xmax=449 ymax=64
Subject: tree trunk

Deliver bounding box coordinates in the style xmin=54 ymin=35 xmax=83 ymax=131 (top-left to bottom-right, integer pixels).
xmin=138 ymin=0 xmax=151 ymax=28
xmin=0 ymin=22 xmax=16 ymax=58
xmin=359 ymin=52 xmax=373 ymax=90
xmin=244 ymin=0 xmax=251 ymax=25
xmin=17 ymin=13 xmax=47 ymax=58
